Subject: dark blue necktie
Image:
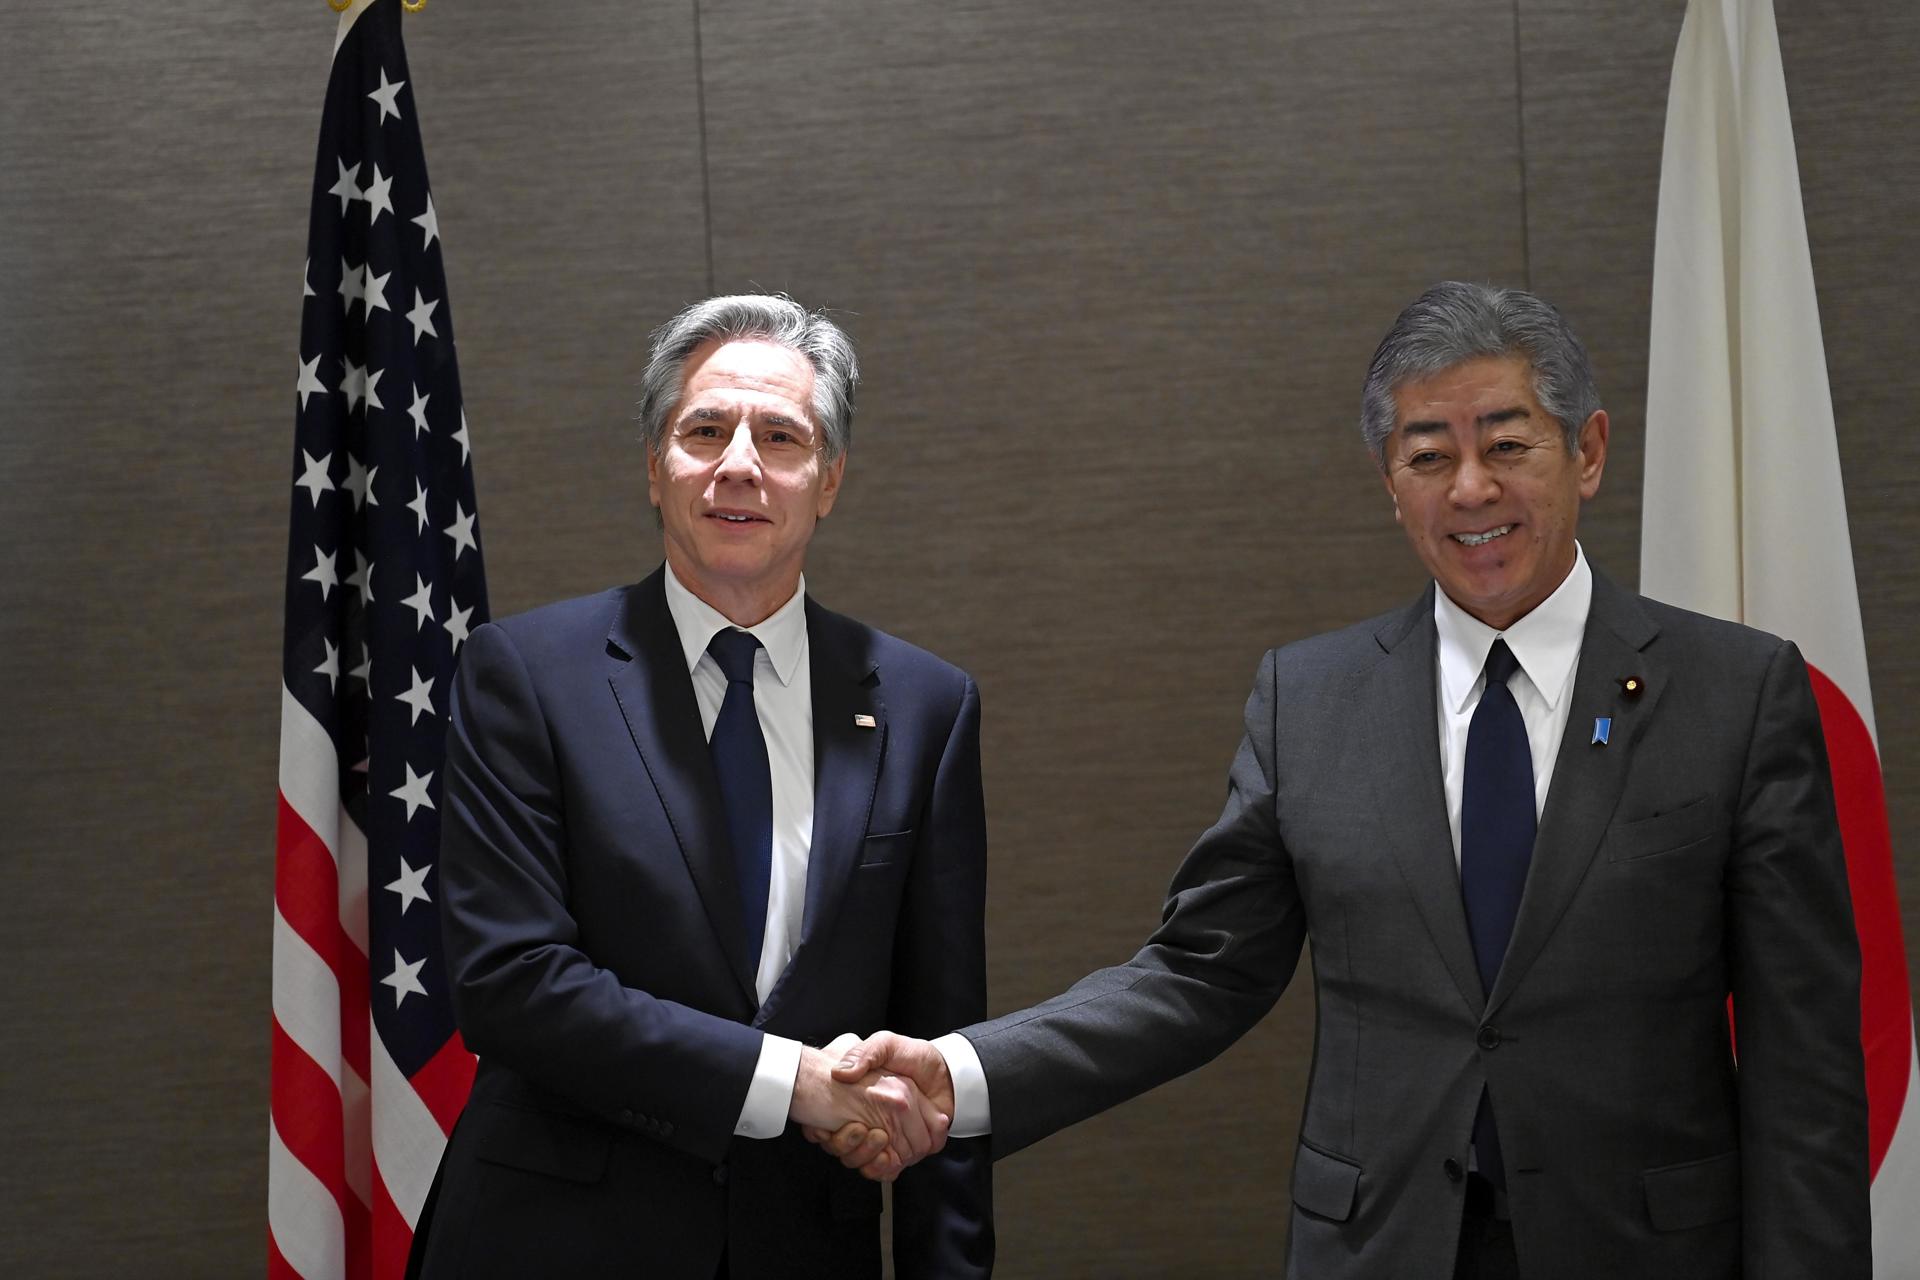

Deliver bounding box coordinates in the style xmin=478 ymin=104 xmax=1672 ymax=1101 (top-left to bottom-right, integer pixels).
xmin=706 ymin=628 xmax=772 ymax=968
xmin=1460 ymin=638 xmax=1535 ymax=1190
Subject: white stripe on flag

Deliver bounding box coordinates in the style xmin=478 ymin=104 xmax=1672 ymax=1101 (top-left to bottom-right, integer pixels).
xmin=272 ymin=905 xmax=343 ymax=1089
xmin=269 ymin=1116 xmax=346 ymax=1280
xmin=372 ymin=1022 xmax=452 ymax=1229
xmin=280 ymin=683 xmax=342 ymax=866
xmin=343 ymin=1053 xmax=374 ymax=1211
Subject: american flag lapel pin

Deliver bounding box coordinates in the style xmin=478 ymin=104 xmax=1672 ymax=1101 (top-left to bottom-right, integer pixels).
xmin=1592 ymin=717 xmax=1612 ymax=746
xmin=853 ymin=713 xmax=877 ymax=729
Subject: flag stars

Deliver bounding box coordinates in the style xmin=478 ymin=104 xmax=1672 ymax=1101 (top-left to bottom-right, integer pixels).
xmin=452 ymin=408 xmax=471 ymax=463
xmin=347 ymin=548 xmax=375 ymax=605
xmin=296 ymin=354 xmax=327 ymax=411
xmin=296 ymin=450 xmax=334 ymax=506
xmin=380 ymin=949 xmax=428 ymax=1007
xmin=396 ymin=666 xmax=436 ymax=724
xmin=349 ymin=645 xmax=371 ymax=687
xmin=405 ymin=289 xmax=440 ymax=345
xmin=411 ymin=194 xmax=439 ymax=250
xmin=443 ymin=502 xmax=477 ymax=561
xmin=407 ymin=480 xmax=432 ymax=534
xmin=330 ymin=158 xmax=364 ymax=215
xmin=402 ymin=573 xmax=437 ymax=631
xmin=362 ymin=263 xmax=392 ymax=316
xmin=390 ymin=763 xmax=435 ymax=821
xmin=314 ymin=638 xmax=340 ymax=692
xmin=385 ymin=858 xmax=432 ymax=915
xmin=343 ymin=453 xmax=377 ymax=510
xmin=443 ymin=598 xmax=474 ymax=653
xmin=363 ymin=164 xmax=395 ymax=227
xmin=302 ymin=546 xmax=339 ymax=600
xmin=407 ymin=384 xmax=432 ymax=438
xmin=303 ymin=258 xmax=315 ymax=299
xmin=341 ymin=359 xmax=368 ymax=411
xmin=367 ymin=69 xmax=407 ymax=125
xmin=339 ymin=257 xmax=366 ymax=315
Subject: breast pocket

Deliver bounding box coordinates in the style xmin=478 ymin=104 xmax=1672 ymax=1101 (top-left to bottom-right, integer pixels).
xmin=858 ymin=828 xmax=915 ymax=868
xmin=1604 ymin=796 xmax=1720 ymax=863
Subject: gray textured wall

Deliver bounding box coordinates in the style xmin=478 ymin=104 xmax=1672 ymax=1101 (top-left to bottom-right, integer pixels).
xmin=2 ymin=2 xmax=1915 ymax=1276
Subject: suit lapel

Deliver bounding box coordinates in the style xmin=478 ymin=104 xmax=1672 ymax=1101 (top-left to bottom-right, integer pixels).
xmin=1486 ymin=569 xmax=1665 ymax=1016
xmin=605 ymin=569 xmax=760 ymax=1008
xmin=755 ymin=602 xmax=884 ymax=1027
xmin=1363 ymin=588 xmax=1488 ymax=1019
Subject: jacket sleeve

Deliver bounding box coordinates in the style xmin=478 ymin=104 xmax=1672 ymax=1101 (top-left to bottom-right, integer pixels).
xmin=1727 ymin=640 xmax=1871 ymax=1274
xmin=886 ymin=674 xmax=995 ymax=1280
xmin=963 ymin=648 xmax=1308 ymax=1160
xmin=438 ymin=620 xmax=763 ymax=1165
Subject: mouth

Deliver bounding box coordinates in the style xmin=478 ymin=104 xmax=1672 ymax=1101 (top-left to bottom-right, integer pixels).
xmin=706 ymin=510 xmax=770 ymax=525
xmin=1452 ymin=524 xmax=1513 ymax=547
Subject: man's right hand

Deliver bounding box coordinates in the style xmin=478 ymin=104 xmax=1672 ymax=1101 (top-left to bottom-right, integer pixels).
xmin=801 ymin=1031 xmax=955 ymax=1177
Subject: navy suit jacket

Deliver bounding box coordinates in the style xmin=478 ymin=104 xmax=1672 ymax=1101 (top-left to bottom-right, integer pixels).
xmin=409 ymin=568 xmax=993 ymax=1279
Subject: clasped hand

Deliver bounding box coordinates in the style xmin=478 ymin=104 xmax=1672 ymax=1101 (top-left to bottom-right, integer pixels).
xmin=791 ymin=1032 xmax=954 ymax=1182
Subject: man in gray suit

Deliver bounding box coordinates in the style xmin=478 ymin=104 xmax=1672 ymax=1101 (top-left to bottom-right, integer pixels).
xmin=816 ymin=282 xmax=1871 ymax=1277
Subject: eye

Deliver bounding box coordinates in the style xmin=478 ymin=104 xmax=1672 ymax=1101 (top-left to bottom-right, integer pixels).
xmin=687 ymin=423 xmax=721 ymax=439
xmin=1407 ymin=450 xmax=1446 ymax=467
xmin=763 ymin=429 xmax=794 ymax=445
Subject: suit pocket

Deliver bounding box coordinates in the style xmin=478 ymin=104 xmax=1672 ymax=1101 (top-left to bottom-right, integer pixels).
xmin=1642 ymin=1149 xmax=1741 ymax=1232
xmin=1605 ymin=796 xmax=1717 ymax=863
xmin=1290 ymin=1140 xmax=1360 ymax=1223
xmin=858 ymin=828 xmax=914 ymax=868
xmin=473 ymin=1101 xmax=613 ymax=1185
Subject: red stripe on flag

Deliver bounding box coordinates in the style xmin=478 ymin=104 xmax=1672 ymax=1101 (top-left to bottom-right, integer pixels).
xmin=270 ymin=1018 xmax=373 ymax=1279
xmin=411 ymin=1030 xmax=478 ymax=1136
xmin=1807 ymin=662 xmax=1913 ymax=1178
xmin=275 ymin=792 xmax=372 ymax=1084
xmin=371 ymin=1161 xmax=416 ymax=1280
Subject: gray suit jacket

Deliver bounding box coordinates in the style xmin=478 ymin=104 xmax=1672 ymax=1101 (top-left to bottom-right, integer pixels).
xmin=964 ymin=569 xmax=1869 ymax=1278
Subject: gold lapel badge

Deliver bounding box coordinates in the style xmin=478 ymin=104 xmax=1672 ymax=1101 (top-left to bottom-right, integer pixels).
xmin=853 ymin=714 xmax=877 ymax=729
xmin=1618 ymin=675 xmax=1644 ymax=699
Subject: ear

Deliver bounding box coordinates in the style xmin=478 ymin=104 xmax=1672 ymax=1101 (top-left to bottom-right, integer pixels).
xmin=815 ymin=453 xmax=847 ymax=519
xmin=646 ymin=445 xmax=662 ymax=510
xmin=1576 ymin=410 xmax=1609 ymax=500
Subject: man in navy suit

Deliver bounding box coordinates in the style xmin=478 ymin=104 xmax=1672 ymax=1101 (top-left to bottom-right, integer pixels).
xmin=407 ymin=295 xmax=993 ymax=1279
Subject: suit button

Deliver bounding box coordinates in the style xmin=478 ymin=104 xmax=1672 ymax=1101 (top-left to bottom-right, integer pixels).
xmin=1477 ymin=1026 xmax=1502 ymax=1050
xmin=1443 ymin=1158 xmax=1464 ymax=1183
xmin=660 ymin=1121 xmax=675 ymax=1137
xmin=712 ymin=1164 xmax=729 ymax=1186
xmin=619 ymin=1109 xmax=635 ymax=1124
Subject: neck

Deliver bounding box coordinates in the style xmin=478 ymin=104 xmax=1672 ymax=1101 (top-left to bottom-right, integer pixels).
xmin=666 ymin=556 xmax=800 ymax=628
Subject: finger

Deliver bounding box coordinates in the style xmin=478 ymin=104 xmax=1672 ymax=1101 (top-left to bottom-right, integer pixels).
xmin=823 ymin=1032 xmax=861 ymax=1060
xmin=837 ymin=1126 xmax=890 ymax=1171
xmin=860 ymin=1147 xmax=904 ymax=1182
xmin=832 ymin=1032 xmax=890 ymax=1082
xmin=875 ymin=1074 xmax=934 ymax=1163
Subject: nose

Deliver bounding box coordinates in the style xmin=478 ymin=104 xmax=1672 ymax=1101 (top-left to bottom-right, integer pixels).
xmin=1449 ymin=454 xmax=1500 ymax=506
xmin=714 ymin=422 xmax=762 ymax=483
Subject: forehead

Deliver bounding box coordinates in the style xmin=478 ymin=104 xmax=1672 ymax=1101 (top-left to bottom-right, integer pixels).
xmin=1390 ymin=354 xmax=1543 ymax=430
xmin=677 ymin=338 xmax=816 ymax=416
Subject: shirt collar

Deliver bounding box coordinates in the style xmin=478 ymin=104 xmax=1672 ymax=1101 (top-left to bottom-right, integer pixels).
xmin=662 ymin=563 xmax=809 ymax=689
xmin=1433 ymin=543 xmax=1592 ymax=714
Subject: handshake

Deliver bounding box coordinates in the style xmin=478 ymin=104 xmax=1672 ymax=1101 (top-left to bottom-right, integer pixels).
xmin=786 ymin=1031 xmax=951 ymax=1182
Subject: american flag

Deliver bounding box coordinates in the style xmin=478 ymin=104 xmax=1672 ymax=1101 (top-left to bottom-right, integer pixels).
xmin=271 ymin=2 xmax=485 ymax=1276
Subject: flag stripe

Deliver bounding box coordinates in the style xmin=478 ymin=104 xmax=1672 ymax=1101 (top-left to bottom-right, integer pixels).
xmin=273 ymin=905 xmax=346 ymax=1090
xmin=268 ymin=1117 xmax=346 ymax=1280
xmin=371 ymin=1026 xmax=453 ymax=1227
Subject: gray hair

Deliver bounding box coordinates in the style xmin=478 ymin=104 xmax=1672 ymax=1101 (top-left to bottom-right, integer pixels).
xmin=637 ymin=294 xmax=859 ymax=463
xmin=1359 ymin=281 xmax=1601 ymax=466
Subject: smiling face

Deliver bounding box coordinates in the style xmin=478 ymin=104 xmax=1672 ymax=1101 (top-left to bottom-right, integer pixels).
xmin=647 ymin=337 xmax=844 ymax=625
xmin=1381 ymin=354 xmax=1607 ymax=630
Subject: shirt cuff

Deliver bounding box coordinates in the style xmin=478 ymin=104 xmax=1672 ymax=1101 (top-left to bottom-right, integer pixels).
xmin=932 ymin=1032 xmax=992 ymax=1138
xmin=734 ymin=1033 xmax=803 ymax=1139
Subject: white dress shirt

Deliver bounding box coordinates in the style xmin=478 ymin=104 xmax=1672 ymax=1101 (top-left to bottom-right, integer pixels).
xmin=934 ymin=546 xmax=1596 ymax=1141
xmin=661 ymin=564 xmax=810 ymax=1139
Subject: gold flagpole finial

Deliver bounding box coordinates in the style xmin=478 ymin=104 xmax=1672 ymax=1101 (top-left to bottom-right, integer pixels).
xmin=402 ymin=0 xmax=426 ymax=10
xmin=329 ymin=0 xmax=351 ymax=11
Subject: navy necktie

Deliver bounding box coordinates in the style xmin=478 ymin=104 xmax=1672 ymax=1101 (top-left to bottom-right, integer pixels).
xmin=707 ymin=628 xmax=772 ymax=968
xmin=1459 ymin=638 xmax=1535 ymax=1190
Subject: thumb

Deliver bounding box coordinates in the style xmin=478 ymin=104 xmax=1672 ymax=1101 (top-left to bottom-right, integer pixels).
xmin=832 ymin=1031 xmax=892 ymax=1081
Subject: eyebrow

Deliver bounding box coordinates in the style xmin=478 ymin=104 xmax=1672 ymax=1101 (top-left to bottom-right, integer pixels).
xmin=1398 ymin=406 xmax=1533 ymax=437
xmin=680 ymin=406 xmax=811 ymax=432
